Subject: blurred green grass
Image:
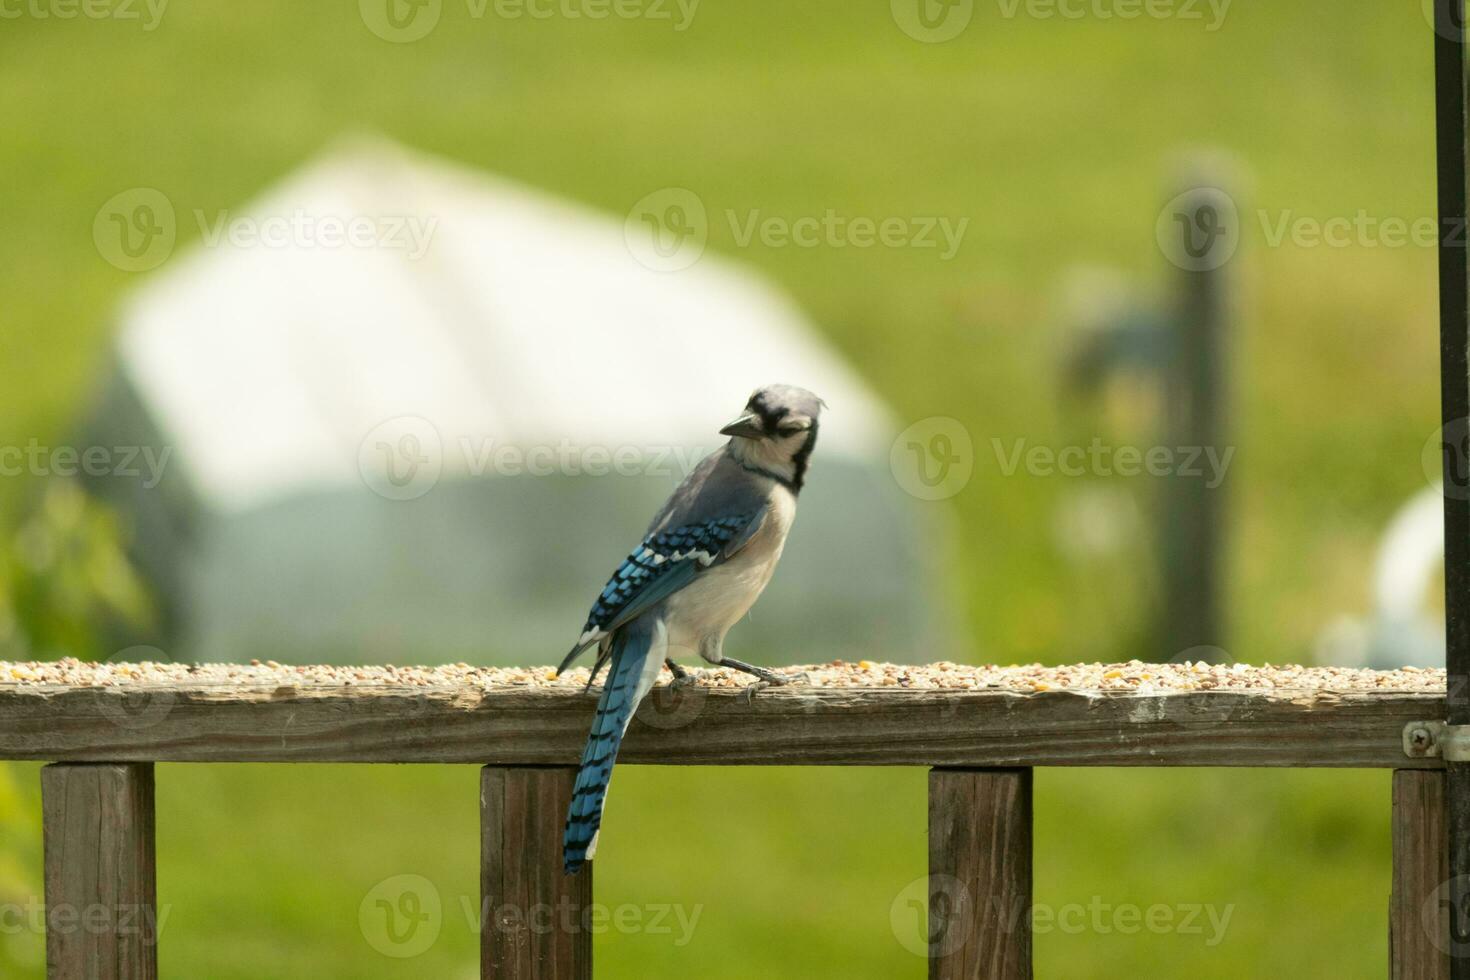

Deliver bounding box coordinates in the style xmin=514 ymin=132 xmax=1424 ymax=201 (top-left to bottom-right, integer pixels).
xmin=0 ymin=0 xmax=1444 ymax=975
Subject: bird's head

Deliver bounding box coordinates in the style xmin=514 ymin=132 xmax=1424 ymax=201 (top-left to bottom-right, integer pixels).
xmin=720 ymin=384 xmax=825 ymax=491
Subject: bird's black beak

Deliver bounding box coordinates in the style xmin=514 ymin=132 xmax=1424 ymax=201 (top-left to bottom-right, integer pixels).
xmin=719 ymin=412 xmax=765 ymax=440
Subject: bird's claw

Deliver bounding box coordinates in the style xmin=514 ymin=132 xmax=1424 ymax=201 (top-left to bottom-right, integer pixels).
xmin=739 ymin=671 xmax=806 ymax=704
xmin=740 ymin=680 xmax=772 ymax=705
xmin=670 ymin=670 xmax=698 ymax=689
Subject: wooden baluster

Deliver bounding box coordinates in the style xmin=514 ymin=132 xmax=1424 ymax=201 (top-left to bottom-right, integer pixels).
xmin=928 ymin=768 xmax=1032 ymax=979
xmin=41 ymin=763 xmax=158 ymax=980
xmin=482 ymin=766 xmax=591 ymax=979
xmin=1393 ymin=769 xmax=1452 ymax=979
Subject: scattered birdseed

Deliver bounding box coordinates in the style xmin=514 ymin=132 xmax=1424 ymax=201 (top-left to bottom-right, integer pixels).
xmin=0 ymin=658 xmax=1446 ymax=699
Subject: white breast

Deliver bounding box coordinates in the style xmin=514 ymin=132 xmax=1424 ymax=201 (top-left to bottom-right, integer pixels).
xmin=661 ymin=487 xmax=797 ymax=655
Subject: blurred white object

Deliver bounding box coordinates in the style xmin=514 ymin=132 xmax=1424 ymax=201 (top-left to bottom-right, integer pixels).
xmin=1052 ymin=485 xmax=1141 ymax=560
xmin=81 ymin=137 xmax=947 ymax=665
xmin=1315 ymin=486 xmax=1444 ymax=669
xmin=115 ymin=140 xmax=890 ymax=513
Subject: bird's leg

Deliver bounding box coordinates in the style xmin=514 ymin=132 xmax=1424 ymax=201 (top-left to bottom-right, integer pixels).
xmin=720 ymin=657 xmax=794 ymax=685
xmin=664 ymin=658 xmax=695 ymax=687
xmin=720 ymin=657 xmax=808 ymax=703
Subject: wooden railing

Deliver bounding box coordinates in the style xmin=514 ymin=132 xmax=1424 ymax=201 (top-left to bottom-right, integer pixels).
xmin=0 ymin=671 xmax=1453 ymax=978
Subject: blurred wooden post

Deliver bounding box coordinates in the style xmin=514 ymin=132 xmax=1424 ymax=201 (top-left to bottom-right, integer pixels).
xmin=41 ymin=763 xmax=158 ymax=980
xmin=1160 ymin=178 xmax=1231 ymax=660
xmin=481 ymin=767 xmax=590 ymax=979
xmin=1394 ymin=770 xmax=1451 ymax=979
xmin=928 ymin=768 xmax=1032 ymax=979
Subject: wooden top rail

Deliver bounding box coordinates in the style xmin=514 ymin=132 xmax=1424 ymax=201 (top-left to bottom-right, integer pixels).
xmin=0 ymin=659 xmax=1448 ymax=768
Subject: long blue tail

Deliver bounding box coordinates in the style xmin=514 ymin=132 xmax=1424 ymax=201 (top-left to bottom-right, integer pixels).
xmin=564 ymin=617 xmax=657 ymax=874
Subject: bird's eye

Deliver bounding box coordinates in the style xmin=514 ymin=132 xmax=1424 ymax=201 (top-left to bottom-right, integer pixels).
xmin=777 ymin=424 xmax=804 ymax=437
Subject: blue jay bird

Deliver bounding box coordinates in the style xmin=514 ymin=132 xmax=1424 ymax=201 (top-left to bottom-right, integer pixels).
xmin=558 ymin=384 xmax=824 ymax=874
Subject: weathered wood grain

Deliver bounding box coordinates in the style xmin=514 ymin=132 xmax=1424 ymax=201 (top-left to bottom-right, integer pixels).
xmin=481 ymin=767 xmax=591 ymax=980
xmin=1394 ymin=770 xmax=1454 ymax=979
xmin=41 ymin=763 xmax=157 ymax=980
xmin=929 ymin=768 xmax=1032 ymax=979
xmin=0 ymin=684 xmax=1445 ymax=767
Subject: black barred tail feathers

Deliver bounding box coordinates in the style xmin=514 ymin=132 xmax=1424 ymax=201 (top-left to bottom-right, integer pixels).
xmin=563 ymin=616 xmax=661 ymax=874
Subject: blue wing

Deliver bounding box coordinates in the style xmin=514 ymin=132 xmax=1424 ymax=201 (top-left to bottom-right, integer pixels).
xmin=558 ymin=509 xmax=765 ymax=673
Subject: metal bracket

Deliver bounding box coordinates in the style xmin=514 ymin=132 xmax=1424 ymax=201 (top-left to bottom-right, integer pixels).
xmin=1403 ymin=721 xmax=1470 ymax=761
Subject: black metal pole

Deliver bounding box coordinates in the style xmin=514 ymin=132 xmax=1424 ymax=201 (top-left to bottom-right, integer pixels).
xmin=1434 ymin=0 xmax=1470 ymax=973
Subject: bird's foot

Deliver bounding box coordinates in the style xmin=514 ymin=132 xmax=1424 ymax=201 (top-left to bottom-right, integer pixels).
xmin=664 ymin=659 xmax=696 ymax=688
xmin=737 ymin=671 xmax=807 ymax=704
xmin=739 ymin=680 xmax=772 ymax=705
